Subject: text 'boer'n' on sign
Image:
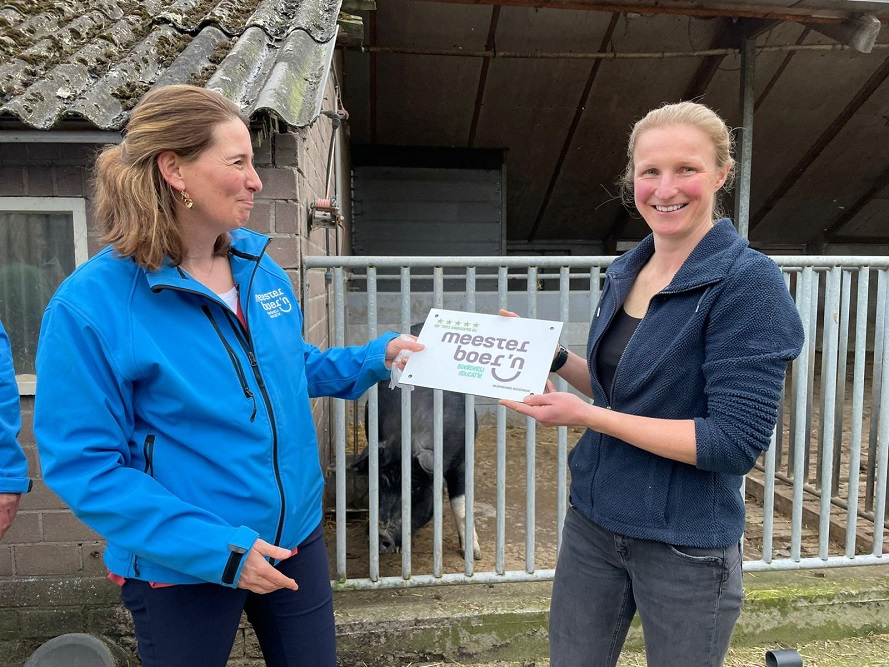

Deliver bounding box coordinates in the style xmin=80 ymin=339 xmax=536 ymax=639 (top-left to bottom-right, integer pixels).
xmin=399 ymin=309 xmax=563 ymax=401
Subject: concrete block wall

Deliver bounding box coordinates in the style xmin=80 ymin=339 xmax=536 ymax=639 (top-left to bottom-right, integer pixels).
xmin=0 ymin=63 xmax=348 ymax=661
xmin=0 ymin=141 xmax=123 ymax=662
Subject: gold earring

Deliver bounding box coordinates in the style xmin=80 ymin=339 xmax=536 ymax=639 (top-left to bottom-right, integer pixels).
xmin=180 ymin=190 xmax=194 ymax=209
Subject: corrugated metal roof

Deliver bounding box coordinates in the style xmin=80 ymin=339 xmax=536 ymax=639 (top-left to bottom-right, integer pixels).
xmin=0 ymin=0 xmax=342 ymax=130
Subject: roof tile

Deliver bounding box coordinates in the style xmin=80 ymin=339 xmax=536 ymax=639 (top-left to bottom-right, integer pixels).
xmin=0 ymin=0 xmax=341 ymax=130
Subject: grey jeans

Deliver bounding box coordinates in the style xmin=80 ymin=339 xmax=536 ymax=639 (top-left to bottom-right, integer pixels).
xmin=550 ymin=506 xmax=743 ymax=667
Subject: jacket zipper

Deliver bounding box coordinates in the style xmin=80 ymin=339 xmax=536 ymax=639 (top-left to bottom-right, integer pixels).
xmin=604 ymin=279 xmax=717 ymax=409
xmin=589 ymin=276 xmax=614 ymax=405
xmin=607 ymin=311 xmax=645 ymax=410
xmin=233 ymin=244 xmax=288 ymax=554
xmin=142 ymin=434 xmax=155 ymax=476
xmin=243 ymin=347 xmax=286 ymax=550
xmin=202 ymin=305 xmax=257 ymax=421
xmin=133 ymin=433 xmax=157 ymax=579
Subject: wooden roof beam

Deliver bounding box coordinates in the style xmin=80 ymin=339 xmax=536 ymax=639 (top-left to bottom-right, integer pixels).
xmin=411 ymin=0 xmax=889 ymax=25
xmin=469 ymin=6 xmax=501 ymax=148
xmin=804 ymin=13 xmax=882 ymax=53
xmin=807 ymin=163 xmax=889 ymax=251
xmin=526 ymin=12 xmax=620 ymax=242
xmin=750 ymin=54 xmax=889 ymax=233
xmin=755 ymin=27 xmax=810 ymax=111
xmin=682 ymin=17 xmax=776 ymax=102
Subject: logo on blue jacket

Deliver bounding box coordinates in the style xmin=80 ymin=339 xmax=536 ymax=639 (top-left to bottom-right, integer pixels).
xmin=255 ymin=288 xmax=293 ymax=319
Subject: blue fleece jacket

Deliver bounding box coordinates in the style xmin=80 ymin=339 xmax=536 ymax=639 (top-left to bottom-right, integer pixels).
xmin=569 ymin=219 xmax=804 ymax=548
xmin=34 ymin=229 xmax=397 ymax=586
xmin=0 ymin=320 xmax=31 ymax=494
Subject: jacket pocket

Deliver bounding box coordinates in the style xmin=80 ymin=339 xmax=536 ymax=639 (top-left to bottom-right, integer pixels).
xmin=567 ymin=429 xmax=599 ymax=474
xmin=595 ymin=438 xmax=671 ymax=529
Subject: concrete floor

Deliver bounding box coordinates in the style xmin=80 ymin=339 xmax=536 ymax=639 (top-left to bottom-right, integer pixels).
xmin=332 ymin=566 xmax=889 ymax=667
xmin=418 ymin=632 xmax=889 ymax=666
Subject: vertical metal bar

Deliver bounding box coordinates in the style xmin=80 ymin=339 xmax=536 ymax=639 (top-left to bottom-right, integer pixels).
xmin=762 ymin=429 xmax=777 ymax=563
xmin=804 ymin=270 xmax=820 ymax=481
xmin=792 ymin=270 xmax=807 ymax=478
xmin=464 ymin=267 xmax=477 ymax=576
xmin=867 ymin=269 xmax=887 ymax=511
xmin=400 ymin=268 xmax=413 ymax=579
xmin=433 ymin=268 xmax=444 ymax=578
xmin=776 ymin=270 xmax=793 ymax=469
xmin=816 ymin=269 xmax=833 ymax=489
xmin=334 ymin=267 xmax=348 ymax=582
xmin=496 ymin=266 xmax=508 ymax=575
xmin=590 ymin=266 xmax=601 ymax=323
xmin=873 ymin=292 xmax=889 ymax=557
xmin=791 ymin=267 xmax=815 ymax=560
xmin=733 ymin=35 xmax=755 ymax=239
xmin=832 ymin=269 xmax=852 ymax=496
xmin=525 ymin=266 xmax=538 ymax=573
xmin=367 ymin=267 xmax=380 ymax=581
xmin=556 ymin=266 xmax=570 ymax=556
xmin=776 ymin=374 xmax=786 ymax=471
xmin=817 ymin=267 xmax=841 ymax=559
xmin=846 ymin=268 xmax=869 ymax=556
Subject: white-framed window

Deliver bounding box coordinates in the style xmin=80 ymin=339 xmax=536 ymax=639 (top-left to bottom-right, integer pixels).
xmin=1 ymin=197 xmax=88 ymax=395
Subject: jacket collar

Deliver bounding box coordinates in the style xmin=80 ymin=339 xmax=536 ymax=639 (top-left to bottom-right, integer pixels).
xmin=608 ymin=219 xmax=747 ymax=293
xmin=144 ymin=229 xmax=271 ymax=294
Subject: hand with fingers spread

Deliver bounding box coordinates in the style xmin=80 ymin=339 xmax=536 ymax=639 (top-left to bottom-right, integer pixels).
xmin=237 ymin=539 xmax=299 ymax=594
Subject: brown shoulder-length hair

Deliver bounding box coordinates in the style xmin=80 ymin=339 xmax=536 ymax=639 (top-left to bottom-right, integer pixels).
xmin=92 ymin=84 xmax=247 ymax=270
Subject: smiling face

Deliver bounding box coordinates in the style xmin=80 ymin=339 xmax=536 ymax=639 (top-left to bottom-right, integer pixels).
xmin=632 ymin=123 xmax=729 ymax=246
xmin=177 ymin=118 xmax=263 ymax=237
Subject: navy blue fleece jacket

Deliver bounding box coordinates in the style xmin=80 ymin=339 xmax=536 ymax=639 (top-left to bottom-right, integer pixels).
xmin=569 ymin=219 xmax=804 ymax=547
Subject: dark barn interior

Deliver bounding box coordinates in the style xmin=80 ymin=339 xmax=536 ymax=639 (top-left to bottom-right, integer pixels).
xmin=342 ymin=0 xmax=889 ymax=256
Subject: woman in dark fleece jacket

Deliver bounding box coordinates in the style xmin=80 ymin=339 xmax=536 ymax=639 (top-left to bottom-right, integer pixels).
xmin=501 ymin=101 xmax=804 ymax=667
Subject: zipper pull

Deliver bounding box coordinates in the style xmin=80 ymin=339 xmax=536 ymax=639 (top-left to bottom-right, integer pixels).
xmin=243 ymin=387 xmax=257 ymax=421
xmin=246 ymin=351 xmax=266 ymax=389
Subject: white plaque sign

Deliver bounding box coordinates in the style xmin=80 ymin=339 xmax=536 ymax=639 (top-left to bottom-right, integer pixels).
xmin=399 ymin=309 xmax=563 ymax=401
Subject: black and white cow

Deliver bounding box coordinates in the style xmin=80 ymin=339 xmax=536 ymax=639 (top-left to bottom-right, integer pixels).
xmin=354 ymin=326 xmax=481 ymax=559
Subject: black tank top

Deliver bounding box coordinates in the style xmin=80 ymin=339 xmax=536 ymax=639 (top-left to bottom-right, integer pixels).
xmin=595 ymin=307 xmax=641 ymax=404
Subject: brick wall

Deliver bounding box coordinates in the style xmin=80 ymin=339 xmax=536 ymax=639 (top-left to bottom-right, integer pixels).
xmin=0 ymin=60 xmax=350 ymax=665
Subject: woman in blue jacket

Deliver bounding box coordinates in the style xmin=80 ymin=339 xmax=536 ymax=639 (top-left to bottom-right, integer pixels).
xmin=1 ymin=319 xmax=31 ymax=540
xmin=502 ymin=102 xmax=804 ymax=667
xmin=34 ymin=85 xmax=421 ymax=667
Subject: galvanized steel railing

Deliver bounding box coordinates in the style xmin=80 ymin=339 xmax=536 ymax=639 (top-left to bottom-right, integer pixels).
xmin=302 ymin=256 xmax=889 ymax=589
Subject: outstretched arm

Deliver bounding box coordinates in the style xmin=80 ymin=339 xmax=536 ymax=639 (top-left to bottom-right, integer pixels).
xmin=500 ymin=383 xmax=698 ymax=465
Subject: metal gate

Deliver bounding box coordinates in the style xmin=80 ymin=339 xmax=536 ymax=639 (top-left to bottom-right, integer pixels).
xmin=302 ymin=255 xmax=889 ymax=589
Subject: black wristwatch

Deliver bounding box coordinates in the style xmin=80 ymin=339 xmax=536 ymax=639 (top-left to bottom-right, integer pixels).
xmin=550 ymin=345 xmax=569 ymax=373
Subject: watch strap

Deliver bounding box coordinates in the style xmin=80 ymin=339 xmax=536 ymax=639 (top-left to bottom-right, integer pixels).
xmin=550 ymin=345 xmax=569 ymax=373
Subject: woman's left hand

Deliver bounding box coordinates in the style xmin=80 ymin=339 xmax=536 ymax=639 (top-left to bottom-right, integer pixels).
xmin=385 ymin=335 xmax=424 ymax=369
xmin=500 ymin=381 xmax=593 ymax=428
